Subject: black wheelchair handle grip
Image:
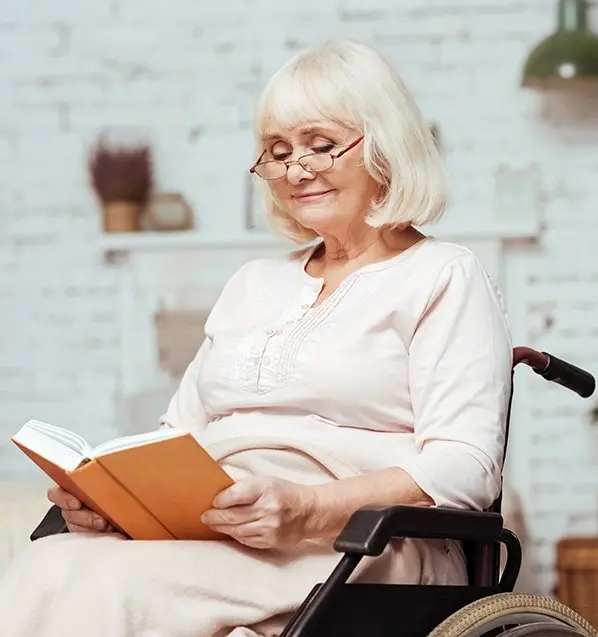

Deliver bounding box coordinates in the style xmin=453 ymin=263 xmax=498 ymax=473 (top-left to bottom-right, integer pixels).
xmin=538 ymin=352 xmax=595 ymax=398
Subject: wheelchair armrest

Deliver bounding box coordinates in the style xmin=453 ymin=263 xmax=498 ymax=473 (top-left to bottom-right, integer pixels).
xmin=30 ymin=505 xmax=69 ymax=541
xmin=333 ymin=505 xmax=503 ymax=556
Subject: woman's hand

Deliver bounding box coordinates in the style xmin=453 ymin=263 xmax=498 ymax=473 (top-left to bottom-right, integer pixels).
xmin=47 ymin=486 xmax=114 ymax=534
xmin=201 ymin=477 xmax=319 ymax=551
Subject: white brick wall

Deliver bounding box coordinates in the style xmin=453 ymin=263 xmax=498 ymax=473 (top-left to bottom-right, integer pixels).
xmin=1 ymin=0 xmax=597 ymax=594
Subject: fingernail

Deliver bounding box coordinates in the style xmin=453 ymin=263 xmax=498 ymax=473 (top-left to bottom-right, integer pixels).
xmin=93 ymin=518 xmax=105 ymax=530
xmin=69 ymin=499 xmax=79 ymax=509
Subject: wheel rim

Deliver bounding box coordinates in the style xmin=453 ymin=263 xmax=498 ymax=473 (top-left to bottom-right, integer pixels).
xmin=453 ymin=613 xmax=587 ymax=637
xmin=427 ymin=593 xmax=598 ymax=637
xmin=499 ymin=622 xmax=588 ymax=637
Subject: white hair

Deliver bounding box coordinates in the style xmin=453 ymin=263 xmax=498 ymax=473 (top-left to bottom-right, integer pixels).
xmin=252 ymin=40 xmax=450 ymax=243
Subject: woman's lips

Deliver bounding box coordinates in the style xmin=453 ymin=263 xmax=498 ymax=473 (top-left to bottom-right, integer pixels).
xmin=293 ymin=190 xmax=334 ymax=202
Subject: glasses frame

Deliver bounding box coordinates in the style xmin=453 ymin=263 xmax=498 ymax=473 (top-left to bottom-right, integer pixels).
xmin=249 ymin=135 xmax=365 ymax=181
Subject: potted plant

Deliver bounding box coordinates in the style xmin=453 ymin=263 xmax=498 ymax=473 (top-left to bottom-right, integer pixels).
xmin=88 ymin=137 xmax=154 ymax=232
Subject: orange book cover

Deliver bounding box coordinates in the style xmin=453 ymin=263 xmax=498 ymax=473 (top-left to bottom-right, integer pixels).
xmin=71 ymin=460 xmax=174 ymax=540
xmin=96 ymin=435 xmax=233 ymax=540
xmin=11 ymin=421 xmax=234 ymax=541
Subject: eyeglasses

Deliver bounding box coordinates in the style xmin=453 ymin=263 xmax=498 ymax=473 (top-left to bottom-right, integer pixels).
xmin=249 ymin=135 xmax=365 ymax=181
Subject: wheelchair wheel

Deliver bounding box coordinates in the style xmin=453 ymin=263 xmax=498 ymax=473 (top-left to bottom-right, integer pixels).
xmin=427 ymin=592 xmax=598 ymax=637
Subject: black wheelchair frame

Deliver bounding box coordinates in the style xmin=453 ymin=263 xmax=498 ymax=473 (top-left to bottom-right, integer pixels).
xmin=29 ymin=346 xmax=596 ymax=636
xmin=277 ymin=347 xmax=596 ymax=637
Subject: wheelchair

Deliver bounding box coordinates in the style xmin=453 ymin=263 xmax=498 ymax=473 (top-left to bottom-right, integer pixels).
xmin=29 ymin=347 xmax=598 ymax=637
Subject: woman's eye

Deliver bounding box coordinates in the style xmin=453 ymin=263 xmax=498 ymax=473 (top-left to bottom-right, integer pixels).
xmin=313 ymin=144 xmax=334 ymax=153
xmin=270 ymin=143 xmax=290 ymax=159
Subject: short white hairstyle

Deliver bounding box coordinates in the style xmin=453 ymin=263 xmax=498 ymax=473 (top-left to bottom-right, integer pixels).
xmin=253 ymin=40 xmax=450 ymax=243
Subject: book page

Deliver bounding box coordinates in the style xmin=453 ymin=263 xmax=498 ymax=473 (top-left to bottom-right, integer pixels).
xmin=26 ymin=420 xmax=91 ymax=455
xmin=92 ymin=427 xmax=185 ymax=457
xmin=12 ymin=423 xmax=87 ymax=472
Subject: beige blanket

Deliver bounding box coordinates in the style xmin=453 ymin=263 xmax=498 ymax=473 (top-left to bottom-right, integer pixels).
xmin=0 ymin=437 xmax=466 ymax=637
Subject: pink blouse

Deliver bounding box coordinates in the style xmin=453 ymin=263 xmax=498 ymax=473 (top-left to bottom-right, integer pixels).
xmin=160 ymin=237 xmax=513 ymax=511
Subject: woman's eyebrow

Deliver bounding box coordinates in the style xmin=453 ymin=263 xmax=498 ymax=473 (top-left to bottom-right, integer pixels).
xmin=262 ymin=133 xmax=283 ymax=143
xmin=297 ymin=126 xmax=334 ymax=137
xmin=261 ymin=125 xmax=338 ymax=143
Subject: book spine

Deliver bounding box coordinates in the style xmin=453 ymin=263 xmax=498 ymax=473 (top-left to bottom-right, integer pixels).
xmin=70 ymin=460 xmax=174 ymax=540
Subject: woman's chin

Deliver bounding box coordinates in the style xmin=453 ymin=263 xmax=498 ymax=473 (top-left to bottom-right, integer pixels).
xmin=291 ymin=205 xmax=339 ymax=233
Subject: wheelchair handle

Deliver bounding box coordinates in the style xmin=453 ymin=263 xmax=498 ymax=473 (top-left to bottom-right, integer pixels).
xmin=513 ymin=347 xmax=595 ymax=399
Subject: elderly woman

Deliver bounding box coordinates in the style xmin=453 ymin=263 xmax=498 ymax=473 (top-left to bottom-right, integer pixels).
xmin=0 ymin=40 xmax=512 ymax=637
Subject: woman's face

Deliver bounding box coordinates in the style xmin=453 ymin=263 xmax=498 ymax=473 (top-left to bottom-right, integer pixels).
xmin=257 ymin=122 xmax=381 ymax=238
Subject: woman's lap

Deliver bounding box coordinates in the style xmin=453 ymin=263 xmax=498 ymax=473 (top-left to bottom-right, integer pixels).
xmin=0 ymin=442 xmax=467 ymax=637
xmin=0 ymin=532 xmax=340 ymax=637
xmin=0 ymin=529 xmax=465 ymax=637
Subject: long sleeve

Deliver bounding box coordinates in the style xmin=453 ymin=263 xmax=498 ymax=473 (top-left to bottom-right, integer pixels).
xmin=158 ymin=337 xmax=212 ymax=435
xmin=400 ymin=253 xmax=513 ymax=511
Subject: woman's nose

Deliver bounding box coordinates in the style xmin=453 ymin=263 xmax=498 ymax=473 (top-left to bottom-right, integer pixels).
xmin=286 ymin=162 xmax=317 ymax=185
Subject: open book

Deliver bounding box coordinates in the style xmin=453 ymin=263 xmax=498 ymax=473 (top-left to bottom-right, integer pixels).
xmin=12 ymin=419 xmax=234 ymax=541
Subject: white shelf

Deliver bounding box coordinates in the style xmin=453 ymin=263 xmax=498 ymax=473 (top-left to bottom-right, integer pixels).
xmin=98 ymin=220 xmax=542 ymax=261
xmin=99 ymin=231 xmax=289 ymax=253
xmin=433 ymin=219 xmax=542 ymax=241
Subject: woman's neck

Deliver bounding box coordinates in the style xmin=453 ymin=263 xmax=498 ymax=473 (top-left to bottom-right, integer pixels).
xmin=316 ymin=225 xmax=424 ymax=269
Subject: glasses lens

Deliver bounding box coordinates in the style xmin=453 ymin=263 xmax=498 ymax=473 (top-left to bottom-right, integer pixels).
xmin=254 ymin=161 xmax=286 ymax=180
xmin=300 ymin=153 xmax=333 ymax=173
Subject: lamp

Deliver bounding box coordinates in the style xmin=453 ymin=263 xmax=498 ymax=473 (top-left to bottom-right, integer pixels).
xmin=521 ymin=0 xmax=598 ymax=89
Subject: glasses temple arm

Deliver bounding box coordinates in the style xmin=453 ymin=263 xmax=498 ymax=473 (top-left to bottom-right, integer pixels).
xmin=333 ymin=135 xmax=365 ymax=159
xmin=250 ymin=149 xmax=268 ymax=173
